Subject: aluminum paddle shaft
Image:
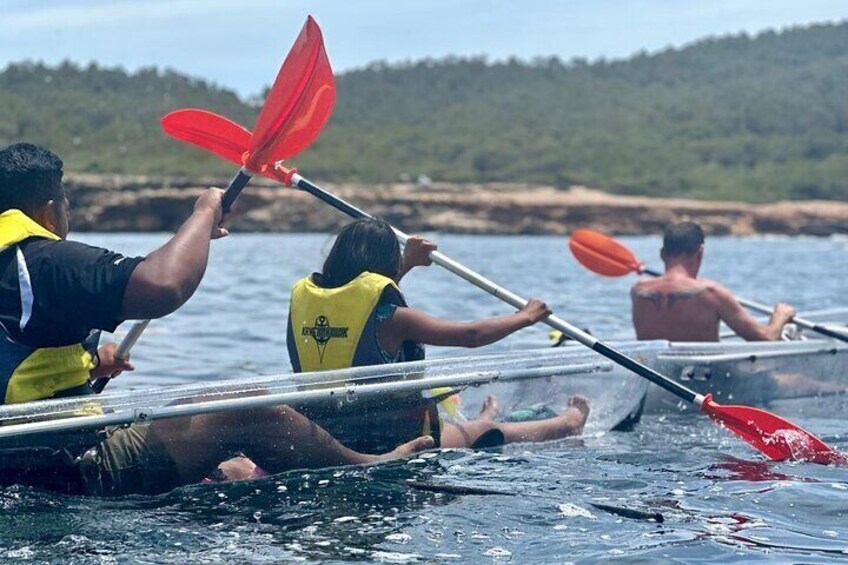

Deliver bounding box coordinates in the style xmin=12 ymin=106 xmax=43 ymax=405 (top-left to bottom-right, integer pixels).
xmin=734 ymin=296 xmax=847 ymax=341
xmin=290 ymin=172 xmax=703 ymax=406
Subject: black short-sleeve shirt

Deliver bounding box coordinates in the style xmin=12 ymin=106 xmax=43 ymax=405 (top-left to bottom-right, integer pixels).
xmin=0 ymin=237 xmax=143 ymax=348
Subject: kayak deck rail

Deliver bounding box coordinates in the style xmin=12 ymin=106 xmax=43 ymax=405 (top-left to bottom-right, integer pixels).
xmin=0 ymin=361 xmax=612 ymax=441
xmin=658 ymin=343 xmax=847 ymax=365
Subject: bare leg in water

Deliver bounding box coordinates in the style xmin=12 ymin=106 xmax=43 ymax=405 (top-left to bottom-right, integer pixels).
xmin=150 ymin=405 xmax=435 ymax=484
xmin=203 ymin=395 xmax=589 ymax=482
xmin=441 ymin=395 xmax=591 ymax=448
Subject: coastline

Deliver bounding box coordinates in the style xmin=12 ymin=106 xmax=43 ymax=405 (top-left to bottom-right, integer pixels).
xmin=66 ymin=174 xmax=848 ymax=236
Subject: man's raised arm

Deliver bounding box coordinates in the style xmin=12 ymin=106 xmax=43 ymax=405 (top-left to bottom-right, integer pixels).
xmin=120 ymin=188 xmax=228 ymax=320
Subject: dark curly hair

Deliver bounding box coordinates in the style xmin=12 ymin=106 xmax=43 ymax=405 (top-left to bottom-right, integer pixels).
xmin=0 ymin=143 xmax=66 ymax=215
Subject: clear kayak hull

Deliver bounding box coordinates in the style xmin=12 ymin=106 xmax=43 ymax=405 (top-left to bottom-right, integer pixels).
xmin=0 ymin=342 xmax=663 ymax=457
xmin=645 ymin=340 xmax=848 ymax=414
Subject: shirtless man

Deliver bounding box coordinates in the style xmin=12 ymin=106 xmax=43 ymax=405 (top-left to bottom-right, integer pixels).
xmin=631 ymin=221 xmax=796 ymax=342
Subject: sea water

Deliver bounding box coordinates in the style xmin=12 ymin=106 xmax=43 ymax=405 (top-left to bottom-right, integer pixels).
xmin=0 ymin=233 xmax=845 ymax=562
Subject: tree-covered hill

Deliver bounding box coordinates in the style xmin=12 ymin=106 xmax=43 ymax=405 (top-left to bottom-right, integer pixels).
xmin=2 ymin=21 xmax=848 ymax=201
xmin=0 ymin=61 xmax=255 ymax=176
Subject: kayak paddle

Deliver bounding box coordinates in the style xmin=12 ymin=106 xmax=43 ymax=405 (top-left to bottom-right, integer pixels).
xmin=569 ymin=228 xmax=848 ymax=343
xmin=160 ymin=110 xmax=846 ymax=465
xmin=92 ymin=15 xmax=335 ymax=393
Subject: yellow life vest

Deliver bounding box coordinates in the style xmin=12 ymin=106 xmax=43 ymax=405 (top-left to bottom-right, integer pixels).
xmin=0 ymin=209 xmax=97 ymax=405
xmin=287 ymin=272 xmax=462 ymax=447
xmin=288 ymin=271 xmax=404 ymax=372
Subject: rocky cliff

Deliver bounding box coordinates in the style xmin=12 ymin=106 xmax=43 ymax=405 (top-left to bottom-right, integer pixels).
xmin=65 ymin=174 xmax=848 ymax=236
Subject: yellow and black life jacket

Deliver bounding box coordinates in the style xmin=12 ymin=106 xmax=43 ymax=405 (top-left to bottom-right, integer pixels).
xmin=287 ymin=272 xmax=424 ymax=372
xmin=0 ymin=209 xmax=97 ymax=405
xmin=286 ymin=271 xmax=442 ymax=451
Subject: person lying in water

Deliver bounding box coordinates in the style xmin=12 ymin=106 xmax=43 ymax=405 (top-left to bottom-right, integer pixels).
xmin=71 ymin=402 xmax=434 ymax=496
xmin=632 ymin=221 xmax=797 ymax=342
xmin=284 ymin=218 xmax=590 ymax=452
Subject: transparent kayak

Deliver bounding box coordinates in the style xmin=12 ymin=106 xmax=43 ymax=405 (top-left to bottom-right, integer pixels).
xmin=0 ymin=342 xmax=664 ymax=457
xmin=644 ymin=308 xmax=848 ymax=413
xmin=646 ymin=339 xmax=848 ymax=414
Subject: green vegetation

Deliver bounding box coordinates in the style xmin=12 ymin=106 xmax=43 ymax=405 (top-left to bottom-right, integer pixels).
xmin=2 ymin=22 xmax=848 ymax=201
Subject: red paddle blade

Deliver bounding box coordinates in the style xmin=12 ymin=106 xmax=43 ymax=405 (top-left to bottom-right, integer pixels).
xmin=161 ymin=109 xmax=251 ymax=165
xmin=702 ymin=395 xmax=847 ymax=465
xmin=247 ymin=15 xmax=335 ymax=170
xmin=161 ymin=109 xmax=298 ymax=185
xmin=569 ymin=229 xmax=642 ymax=277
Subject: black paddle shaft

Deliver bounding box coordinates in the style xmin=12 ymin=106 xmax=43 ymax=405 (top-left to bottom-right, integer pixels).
xmin=296 ymin=177 xmax=372 ymax=220
xmin=222 ymin=168 xmax=253 ymax=213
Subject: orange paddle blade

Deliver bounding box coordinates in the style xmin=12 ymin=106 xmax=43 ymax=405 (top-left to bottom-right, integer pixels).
xmin=702 ymin=395 xmax=847 ymax=465
xmin=247 ymin=15 xmax=335 ymax=170
xmin=569 ymin=229 xmax=642 ymax=277
xmin=162 ymin=109 xmax=251 ymax=165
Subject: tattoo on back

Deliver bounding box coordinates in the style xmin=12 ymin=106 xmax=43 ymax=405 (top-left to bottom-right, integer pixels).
xmin=636 ymin=287 xmax=706 ymax=310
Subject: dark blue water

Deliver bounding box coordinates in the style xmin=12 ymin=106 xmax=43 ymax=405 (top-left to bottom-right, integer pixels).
xmin=1 ymin=234 xmax=846 ymax=562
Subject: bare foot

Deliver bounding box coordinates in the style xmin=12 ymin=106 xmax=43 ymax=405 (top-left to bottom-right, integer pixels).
xmin=569 ymin=395 xmax=590 ymax=415
xmin=478 ymin=396 xmax=500 ymax=421
xmin=564 ymin=395 xmax=591 ymax=435
xmin=367 ymin=435 xmax=436 ymax=463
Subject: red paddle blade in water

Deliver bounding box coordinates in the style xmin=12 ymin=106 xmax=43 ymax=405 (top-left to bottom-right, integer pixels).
xmin=569 ymin=229 xmax=642 ymax=277
xmin=701 ymin=395 xmax=847 ymax=465
xmin=247 ymin=15 xmax=335 ymax=170
xmin=161 ymin=109 xmax=251 ymax=165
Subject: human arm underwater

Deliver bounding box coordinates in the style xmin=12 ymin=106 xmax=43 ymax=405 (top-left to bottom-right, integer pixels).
xmin=119 ymin=188 xmax=229 ymax=320
xmin=378 ymin=298 xmax=552 ymax=353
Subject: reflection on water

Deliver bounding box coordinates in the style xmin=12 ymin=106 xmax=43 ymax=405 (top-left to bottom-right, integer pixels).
xmin=0 ymin=234 xmax=845 ymax=562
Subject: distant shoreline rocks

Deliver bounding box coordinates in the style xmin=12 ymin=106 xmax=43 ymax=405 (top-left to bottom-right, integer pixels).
xmin=65 ymin=174 xmax=848 ymax=236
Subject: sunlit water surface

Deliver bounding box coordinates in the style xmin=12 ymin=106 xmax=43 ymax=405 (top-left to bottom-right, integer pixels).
xmin=1 ymin=233 xmax=846 ymax=563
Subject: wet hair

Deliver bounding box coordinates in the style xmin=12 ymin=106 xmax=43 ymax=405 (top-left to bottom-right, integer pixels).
xmin=321 ymin=218 xmax=401 ymax=288
xmin=0 ymin=143 xmax=65 ymax=215
xmin=662 ymin=221 xmax=705 ymax=257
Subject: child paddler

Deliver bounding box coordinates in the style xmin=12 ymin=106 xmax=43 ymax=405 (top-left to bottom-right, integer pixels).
xmin=285 ymin=218 xmax=591 ymax=452
xmin=0 ymin=143 xmax=433 ymax=496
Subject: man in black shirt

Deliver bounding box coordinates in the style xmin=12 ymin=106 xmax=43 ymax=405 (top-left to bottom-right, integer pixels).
xmin=0 ymin=142 xmax=432 ymax=496
xmin=0 ymin=143 xmax=234 ymax=402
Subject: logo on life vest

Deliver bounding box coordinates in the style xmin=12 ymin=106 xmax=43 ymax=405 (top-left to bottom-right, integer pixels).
xmin=302 ymin=315 xmax=349 ymax=363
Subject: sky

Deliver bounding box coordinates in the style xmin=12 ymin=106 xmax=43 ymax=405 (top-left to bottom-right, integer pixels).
xmin=1 ymin=0 xmax=846 ymax=98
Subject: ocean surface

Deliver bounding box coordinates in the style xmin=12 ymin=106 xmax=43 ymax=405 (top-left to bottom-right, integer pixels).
xmin=2 ymin=233 xmax=847 ymax=563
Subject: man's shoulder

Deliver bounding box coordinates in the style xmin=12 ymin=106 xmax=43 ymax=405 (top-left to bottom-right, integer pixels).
xmin=697 ymin=278 xmax=728 ymax=296
xmin=22 ymin=237 xmax=120 ymax=262
xmin=631 ymin=277 xmax=658 ymax=293
xmin=20 ymin=238 xmax=142 ymax=282
xmin=22 ymin=237 xmax=102 ymax=252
